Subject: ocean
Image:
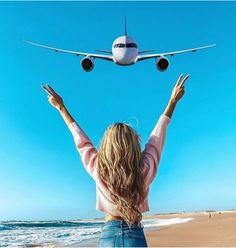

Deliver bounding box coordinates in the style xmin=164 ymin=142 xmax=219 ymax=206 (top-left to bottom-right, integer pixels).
xmin=0 ymin=217 xmax=194 ymax=247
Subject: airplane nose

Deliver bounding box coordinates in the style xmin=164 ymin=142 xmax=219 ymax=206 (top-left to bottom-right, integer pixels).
xmin=113 ymin=48 xmax=137 ymax=65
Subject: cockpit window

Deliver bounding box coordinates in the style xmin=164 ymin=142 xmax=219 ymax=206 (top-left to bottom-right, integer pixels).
xmin=114 ymin=43 xmax=125 ymax=48
xmin=114 ymin=43 xmax=137 ymax=48
xmin=126 ymin=43 xmax=137 ymax=48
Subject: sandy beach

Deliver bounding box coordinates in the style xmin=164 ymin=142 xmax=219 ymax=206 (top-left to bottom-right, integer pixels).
xmin=73 ymin=210 xmax=236 ymax=247
xmin=146 ymin=210 xmax=236 ymax=247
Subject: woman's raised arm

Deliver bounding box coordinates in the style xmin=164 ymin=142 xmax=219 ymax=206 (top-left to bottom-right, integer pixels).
xmin=41 ymin=84 xmax=97 ymax=179
xmin=142 ymin=73 xmax=190 ymax=187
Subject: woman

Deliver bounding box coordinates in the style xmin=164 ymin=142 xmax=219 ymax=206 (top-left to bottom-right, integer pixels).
xmin=42 ymin=73 xmax=189 ymax=247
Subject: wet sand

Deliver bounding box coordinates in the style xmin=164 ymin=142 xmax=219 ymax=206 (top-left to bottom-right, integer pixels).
xmin=71 ymin=210 xmax=236 ymax=247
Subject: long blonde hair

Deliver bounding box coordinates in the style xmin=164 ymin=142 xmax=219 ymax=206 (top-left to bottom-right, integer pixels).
xmin=96 ymin=123 xmax=146 ymax=227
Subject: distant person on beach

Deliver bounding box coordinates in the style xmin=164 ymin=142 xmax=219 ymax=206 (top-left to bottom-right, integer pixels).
xmin=209 ymin=212 xmax=212 ymax=219
xmin=42 ymin=73 xmax=189 ymax=247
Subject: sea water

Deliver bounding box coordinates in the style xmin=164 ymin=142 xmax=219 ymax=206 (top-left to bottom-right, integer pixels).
xmin=0 ymin=217 xmax=194 ymax=247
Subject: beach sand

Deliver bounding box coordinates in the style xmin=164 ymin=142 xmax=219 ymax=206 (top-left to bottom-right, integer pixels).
xmin=71 ymin=210 xmax=236 ymax=247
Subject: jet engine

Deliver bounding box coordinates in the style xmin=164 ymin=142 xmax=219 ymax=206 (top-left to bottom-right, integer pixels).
xmin=156 ymin=57 xmax=170 ymax=72
xmin=81 ymin=57 xmax=94 ymax=72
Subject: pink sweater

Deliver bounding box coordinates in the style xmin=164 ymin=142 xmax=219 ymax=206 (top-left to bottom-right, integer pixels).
xmin=68 ymin=114 xmax=171 ymax=216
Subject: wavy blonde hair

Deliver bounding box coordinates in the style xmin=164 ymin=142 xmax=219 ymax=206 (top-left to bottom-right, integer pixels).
xmin=96 ymin=123 xmax=146 ymax=227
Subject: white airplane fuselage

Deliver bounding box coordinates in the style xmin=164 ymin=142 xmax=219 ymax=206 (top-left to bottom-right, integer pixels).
xmin=112 ymin=35 xmax=138 ymax=65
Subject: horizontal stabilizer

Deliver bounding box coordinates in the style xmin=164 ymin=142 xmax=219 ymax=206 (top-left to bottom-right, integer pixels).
xmin=94 ymin=49 xmax=112 ymax=54
xmin=138 ymin=49 xmax=155 ymax=54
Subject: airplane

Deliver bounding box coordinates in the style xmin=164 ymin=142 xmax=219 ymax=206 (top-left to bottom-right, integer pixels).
xmin=25 ymin=18 xmax=215 ymax=72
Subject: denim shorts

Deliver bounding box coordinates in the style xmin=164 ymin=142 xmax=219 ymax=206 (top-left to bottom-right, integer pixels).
xmin=98 ymin=220 xmax=148 ymax=247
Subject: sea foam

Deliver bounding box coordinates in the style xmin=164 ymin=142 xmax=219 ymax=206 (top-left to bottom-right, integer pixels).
xmin=0 ymin=217 xmax=194 ymax=247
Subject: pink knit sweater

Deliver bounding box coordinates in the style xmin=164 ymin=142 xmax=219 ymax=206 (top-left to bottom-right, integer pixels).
xmin=68 ymin=114 xmax=170 ymax=216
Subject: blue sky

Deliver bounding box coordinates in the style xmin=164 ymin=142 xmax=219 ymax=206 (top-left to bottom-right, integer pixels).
xmin=0 ymin=2 xmax=236 ymax=221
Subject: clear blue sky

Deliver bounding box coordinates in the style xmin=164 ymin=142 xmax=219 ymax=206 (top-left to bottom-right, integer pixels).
xmin=0 ymin=2 xmax=236 ymax=221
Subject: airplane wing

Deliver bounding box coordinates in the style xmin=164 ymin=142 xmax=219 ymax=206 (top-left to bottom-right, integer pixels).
xmin=137 ymin=44 xmax=216 ymax=62
xmin=24 ymin=40 xmax=114 ymax=61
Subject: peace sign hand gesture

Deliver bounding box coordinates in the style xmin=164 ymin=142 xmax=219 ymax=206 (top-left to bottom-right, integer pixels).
xmin=170 ymin=73 xmax=190 ymax=103
xmin=41 ymin=84 xmax=64 ymax=111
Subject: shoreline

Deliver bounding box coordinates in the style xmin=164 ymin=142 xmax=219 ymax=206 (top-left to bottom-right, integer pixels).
xmin=77 ymin=209 xmax=236 ymax=222
xmin=70 ymin=210 xmax=236 ymax=247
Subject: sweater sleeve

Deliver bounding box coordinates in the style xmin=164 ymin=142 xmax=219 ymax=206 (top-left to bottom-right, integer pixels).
xmin=68 ymin=122 xmax=97 ymax=179
xmin=142 ymin=114 xmax=171 ymax=187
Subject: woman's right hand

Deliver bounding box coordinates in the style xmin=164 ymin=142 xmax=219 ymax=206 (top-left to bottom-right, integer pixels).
xmin=170 ymin=73 xmax=190 ymax=103
xmin=42 ymin=84 xmax=64 ymax=111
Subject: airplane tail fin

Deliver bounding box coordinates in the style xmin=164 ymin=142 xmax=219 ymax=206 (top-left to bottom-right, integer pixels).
xmin=125 ymin=16 xmax=127 ymax=36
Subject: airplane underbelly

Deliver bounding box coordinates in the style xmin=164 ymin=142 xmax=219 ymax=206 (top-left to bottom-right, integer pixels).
xmin=113 ymin=49 xmax=137 ymax=65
